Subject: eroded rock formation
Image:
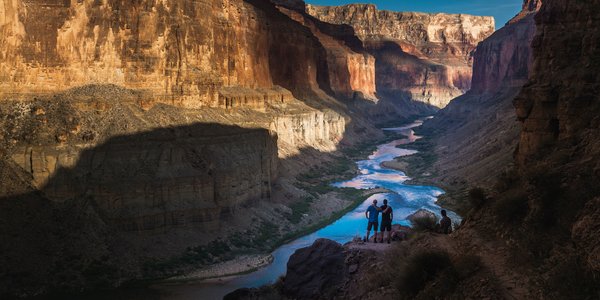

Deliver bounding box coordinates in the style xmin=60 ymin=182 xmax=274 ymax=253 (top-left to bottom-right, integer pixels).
xmin=307 ymin=4 xmax=495 ymax=108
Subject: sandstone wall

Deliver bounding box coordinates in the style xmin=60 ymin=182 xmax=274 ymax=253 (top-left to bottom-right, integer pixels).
xmin=470 ymin=12 xmax=536 ymax=93
xmin=276 ymin=6 xmax=377 ymax=101
xmin=271 ymin=109 xmax=346 ymax=157
xmin=514 ymin=0 xmax=600 ymax=167
xmin=307 ymin=4 xmax=495 ymax=108
xmin=0 ymin=0 xmax=279 ymax=107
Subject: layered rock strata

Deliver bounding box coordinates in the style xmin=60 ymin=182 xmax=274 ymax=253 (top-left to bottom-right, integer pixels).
xmin=307 ymin=4 xmax=495 ymax=108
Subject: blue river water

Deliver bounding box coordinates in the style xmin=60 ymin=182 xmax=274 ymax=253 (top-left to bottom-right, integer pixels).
xmin=131 ymin=118 xmax=458 ymax=300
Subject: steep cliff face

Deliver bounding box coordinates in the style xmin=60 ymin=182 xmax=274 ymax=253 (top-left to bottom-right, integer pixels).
xmin=0 ymin=0 xmax=372 ymax=109
xmin=307 ymin=4 xmax=495 ymax=108
xmin=0 ymin=0 xmax=272 ymax=107
xmin=274 ymin=5 xmax=377 ymax=102
xmin=513 ymin=0 xmax=600 ymax=276
xmin=514 ymin=0 xmax=600 ymax=167
xmin=423 ymin=4 xmax=537 ymax=190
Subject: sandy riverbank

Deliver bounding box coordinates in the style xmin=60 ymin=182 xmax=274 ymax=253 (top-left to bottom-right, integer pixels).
xmin=165 ymin=254 xmax=274 ymax=282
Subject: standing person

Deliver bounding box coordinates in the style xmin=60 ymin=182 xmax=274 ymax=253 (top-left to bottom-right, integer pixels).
xmin=364 ymin=199 xmax=381 ymax=243
xmin=440 ymin=209 xmax=452 ymax=234
xmin=379 ymin=199 xmax=393 ymax=243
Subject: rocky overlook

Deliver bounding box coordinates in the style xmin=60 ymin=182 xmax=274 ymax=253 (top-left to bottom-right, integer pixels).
xmin=307 ymin=4 xmax=495 ymax=108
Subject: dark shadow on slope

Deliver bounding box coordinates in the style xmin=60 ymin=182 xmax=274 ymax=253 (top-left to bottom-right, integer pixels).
xmin=0 ymin=122 xmax=279 ymax=298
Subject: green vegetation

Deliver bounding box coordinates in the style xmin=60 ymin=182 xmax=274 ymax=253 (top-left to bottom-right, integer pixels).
xmin=286 ymin=196 xmax=314 ymax=224
xmin=277 ymin=187 xmax=368 ymax=246
xmin=401 ymin=126 xmax=438 ymax=175
xmin=253 ymin=221 xmax=280 ymax=248
xmin=410 ymin=213 xmax=439 ymax=232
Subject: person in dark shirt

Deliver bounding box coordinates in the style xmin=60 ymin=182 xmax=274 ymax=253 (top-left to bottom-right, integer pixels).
xmin=379 ymin=199 xmax=393 ymax=243
xmin=440 ymin=209 xmax=452 ymax=234
xmin=364 ymin=199 xmax=381 ymax=243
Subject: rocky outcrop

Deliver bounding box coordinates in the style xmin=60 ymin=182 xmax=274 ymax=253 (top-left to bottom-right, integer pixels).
xmin=283 ymin=239 xmax=347 ymax=299
xmin=423 ymin=2 xmax=537 ymax=190
xmin=307 ymin=4 xmax=495 ymax=108
xmin=514 ymin=0 xmax=600 ymax=167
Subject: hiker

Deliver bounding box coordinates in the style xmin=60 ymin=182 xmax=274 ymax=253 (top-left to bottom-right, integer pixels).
xmin=440 ymin=209 xmax=452 ymax=234
xmin=379 ymin=199 xmax=393 ymax=243
xmin=364 ymin=199 xmax=381 ymax=243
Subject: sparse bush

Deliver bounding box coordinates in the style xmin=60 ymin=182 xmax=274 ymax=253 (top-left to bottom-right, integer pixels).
xmin=494 ymin=187 xmax=529 ymax=223
xmin=411 ymin=213 xmax=438 ymax=232
xmin=286 ymin=197 xmax=313 ymax=224
xmin=396 ymin=250 xmax=454 ymax=296
xmin=468 ymin=187 xmax=487 ymax=210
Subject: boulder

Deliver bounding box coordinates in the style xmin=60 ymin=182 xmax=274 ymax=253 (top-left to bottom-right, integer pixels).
xmin=283 ymin=238 xmax=347 ymax=299
xmin=407 ymin=209 xmax=437 ymax=222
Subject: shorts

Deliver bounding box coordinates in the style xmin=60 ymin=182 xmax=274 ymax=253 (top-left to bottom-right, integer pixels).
xmin=380 ymin=221 xmax=392 ymax=232
xmin=367 ymin=221 xmax=379 ymax=231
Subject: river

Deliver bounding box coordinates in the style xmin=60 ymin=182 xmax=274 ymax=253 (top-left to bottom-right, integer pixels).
xmin=80 ymin=118 xmax=457 ymax=300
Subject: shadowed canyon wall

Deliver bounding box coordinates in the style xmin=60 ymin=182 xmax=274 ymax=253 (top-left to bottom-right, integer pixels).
xmin=513 ymin=0 xmax=600 ymax=277
xmin=428 ymin=0 xmax=600 ymax=296
xmin=423 ymin=3 xmax=538 ymax=189
xmin=307 ymin=4 xmax=495 ymax=108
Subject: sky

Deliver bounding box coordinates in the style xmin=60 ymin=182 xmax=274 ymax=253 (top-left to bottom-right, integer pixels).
xmin=304 ymin=0 xmax=524 ymax=29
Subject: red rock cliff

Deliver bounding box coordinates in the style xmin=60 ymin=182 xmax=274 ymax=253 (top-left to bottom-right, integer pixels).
xmin=306 ymin=4 xmax=495 ymax=108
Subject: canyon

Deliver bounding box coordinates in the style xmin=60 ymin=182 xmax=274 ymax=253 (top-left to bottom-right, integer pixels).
xmin=307 ymin=4 xmax=495 ymax=108
xmin=3 ymin=0 xmax=597 ymax=298
xmin=227 ymin=0 xmax=600 ymax=299
xmin=0 ymin=0 xmax=493 ymax=297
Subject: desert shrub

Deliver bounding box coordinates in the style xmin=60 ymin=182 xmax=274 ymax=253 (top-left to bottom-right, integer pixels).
xmin=544 ymin=253 xmax=600 ymax=299
xmin=468 ymin=187 xmax=487 ymax=210
xmin=395 ymin=250 xmax=454 ymax=296
xmin=493 ymin=187 xmax=529 ymax=223
xmin=494 ymin=169 xmax=520 ymax=192
xmin=286 ymin=197 xmax=313 ymax=224
xmin=411 ymin=214 xmax=439 ymax=232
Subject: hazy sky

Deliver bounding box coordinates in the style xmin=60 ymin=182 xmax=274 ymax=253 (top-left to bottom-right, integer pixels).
xmin=304 ymin=0 xmax=524 ymax=29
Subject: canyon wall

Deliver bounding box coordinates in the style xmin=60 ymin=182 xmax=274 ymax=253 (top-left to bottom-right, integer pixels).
xmin=0 ymin=0 xmax=276 ymax=107
xmin=423 ymin=4 xmax=537 ymax=189
xmin=514 ymin=0 xmax=600 ymax=167
xmin=513 ymin=0 xmax=600 ymax=275
xmin=307 ymin=4 xmax=495 ymax=108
